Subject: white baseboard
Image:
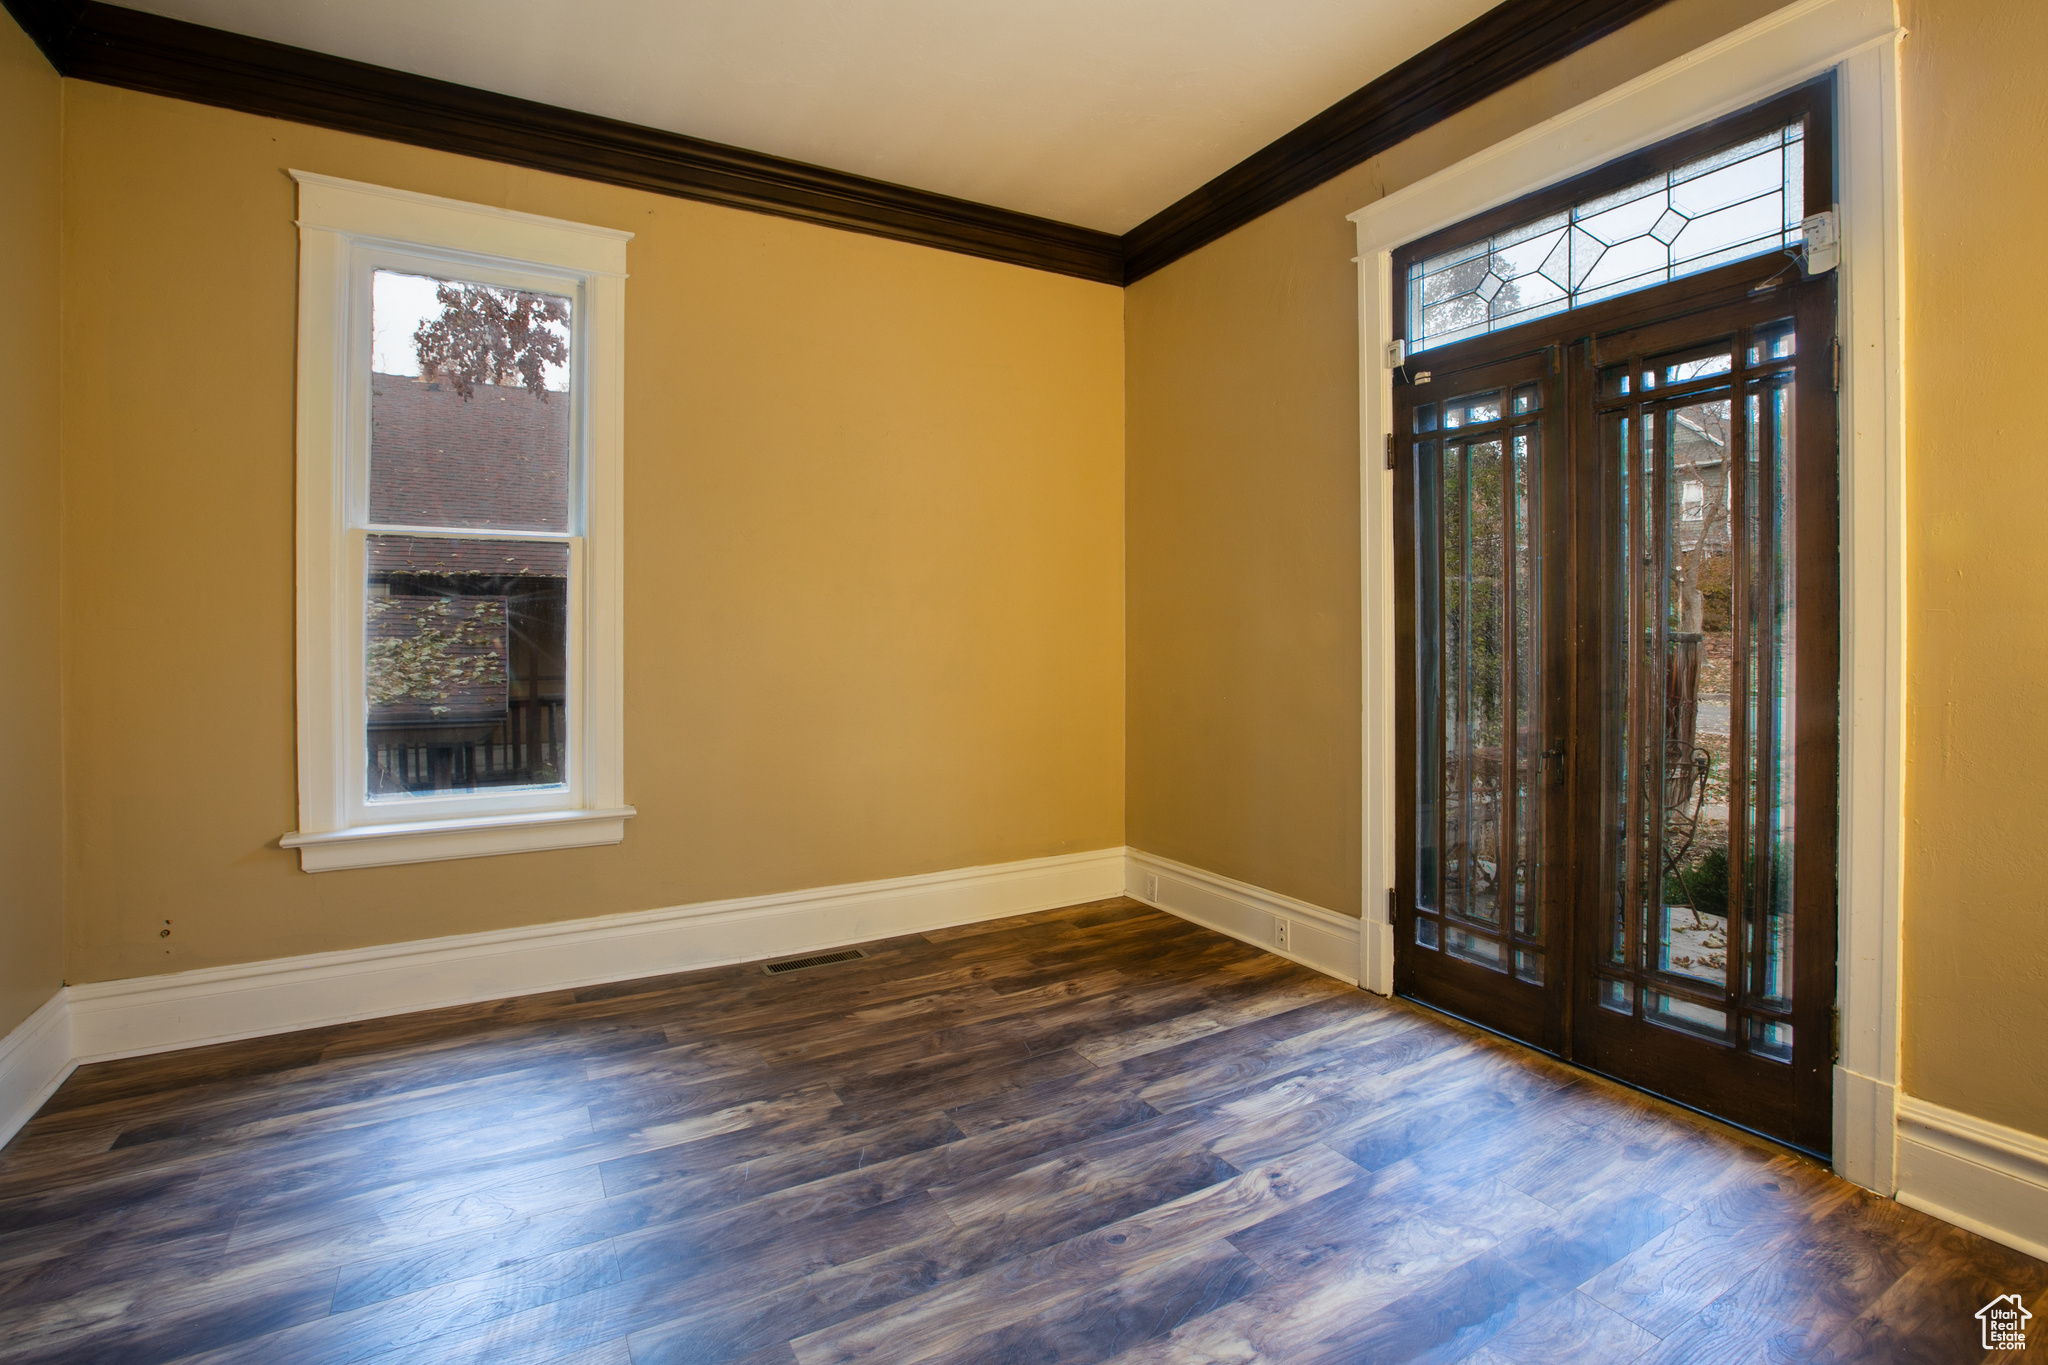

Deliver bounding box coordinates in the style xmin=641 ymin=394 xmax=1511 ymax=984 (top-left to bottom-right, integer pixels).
xmin=13 ymin=845 xmax=2046 ymax=1276
xmin=1124 ymin=849 xmax=1360 ymax=987
xmin=1833 ymin=1065 xmax=1897 ymax=1193
xmin=1362 ymin=918 xmax=1394 ymax=996
xmin=1895 ymin=1094 xmax=2048 ymax=1262
xmin=0 ymin=990 xmax=76 ymax=1149
xmin=0 ymin=847 xmax=1138 ymax=1127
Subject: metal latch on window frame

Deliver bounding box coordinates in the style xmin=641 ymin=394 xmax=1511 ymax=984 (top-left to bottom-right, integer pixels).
xmin=1801 ymin=207 xmax=1839 ymax=275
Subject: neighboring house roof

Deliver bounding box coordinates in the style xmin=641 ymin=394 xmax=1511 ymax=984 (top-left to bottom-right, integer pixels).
xmin=369 ymin=373 xmax=571 ymax=578
xmin=1671 ymin=411 xmax=1727 ymax=469
xmin=371 ymin=373 xmax=569 ymax=534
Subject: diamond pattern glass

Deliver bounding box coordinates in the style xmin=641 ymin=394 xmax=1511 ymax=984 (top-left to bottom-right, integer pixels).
xmin=1409 ymin=126 xmax=1805 ymax=352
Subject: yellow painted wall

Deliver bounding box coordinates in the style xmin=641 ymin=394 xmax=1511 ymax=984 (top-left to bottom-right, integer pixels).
xmin=1127 ymin=0 xmax=2048 ymax=1142
xmin=1894 ymin=0 xmax=2048 ymax=1138
xmin=1125 ymin=0 xmax=1792 ymax=917
xmin=0 ymin=14 xmax=67 ymax=1037
xmin=58 ymin=84 xmax=1125 ymax=984
xmin=31 ymin=0 xmax=2048 ymax=1150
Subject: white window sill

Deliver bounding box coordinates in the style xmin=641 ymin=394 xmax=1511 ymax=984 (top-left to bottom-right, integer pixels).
xmin=280 ymin=806 xmax=636 ymax=872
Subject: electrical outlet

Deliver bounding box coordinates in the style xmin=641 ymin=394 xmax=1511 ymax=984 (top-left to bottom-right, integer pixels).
xmin=1144 ymin=874 xmax=1159 ymax=902
xmin=1273 ymin=916 xmax=1292 ymax=952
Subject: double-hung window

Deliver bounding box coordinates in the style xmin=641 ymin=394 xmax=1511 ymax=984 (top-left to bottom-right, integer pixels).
xmin=283 ymin=173 xmax=632 ymax=871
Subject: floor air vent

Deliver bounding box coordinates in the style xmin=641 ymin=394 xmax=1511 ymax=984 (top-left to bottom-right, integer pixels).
xmin=762 ymin=948 xmax=867 ymax=975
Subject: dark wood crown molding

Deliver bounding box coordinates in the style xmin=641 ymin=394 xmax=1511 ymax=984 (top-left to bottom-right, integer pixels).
xmin=1120 ymin=0 xmax=1679 ymax=283
xmin=7 ymin=0 xmax=1680 ymax=287
xmin=6 ymin=0 xmax=1124 ymax=284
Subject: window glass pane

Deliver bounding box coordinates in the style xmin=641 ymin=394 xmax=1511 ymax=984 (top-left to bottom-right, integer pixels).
xmin=1746 ymin=319 xmax=1796 ymax=364
xmin=1660 ymin=397 xmax=1735 ymax=998
xmin=1445 ymin=926 xmax=1504 ymax=972
xmin=1416 ymin=440 xmax=1442 ymax=915
xmin=1510 ymin=428 xmax=1539 ymax=940
xmin=1408 ymin=124 xmax=1805 ymax=351
xmin=1747 ymin=374 xmax=1798 ymax=1007
xmin=367 ymin=535 xmax=569 ymax=797
xmin=1442 ymin=391 xmax=1504 ymax=429
xmin=1646 ymin=990 xmax=1727 ymax=1041
xmin=1415 ymin=916 xmax=1440 ymax=950
xmin=1443 ymin=441 xmax=1467 ymax=923
xmin=1604 ymin=413 xmax=1634 ymax=967
xmin=372 ymin=270 xmax=573 ymax=532
xmin=1658 ymin=348 xmax=1734 ymax=385
xmin=1746 ymin=1016 xmax=1794 ymax=1063
xmin=1443 ymin=438 xmax=1506 ymax=928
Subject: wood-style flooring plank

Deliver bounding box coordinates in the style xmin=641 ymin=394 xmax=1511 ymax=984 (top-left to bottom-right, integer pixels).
xmin=1453 ymin=1288 xmax=1662 ymax=1365
xmin=783 ymin=1144 xmax=1363 ymax=1365
xmin=0 ymin=898 xmax=2038 ymax=1365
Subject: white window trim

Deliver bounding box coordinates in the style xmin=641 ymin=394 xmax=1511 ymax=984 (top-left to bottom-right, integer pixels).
xmin=1348 ymin=0 xmax=1904 ymax=1190
xmin=281 ymin=172 xmax=634 ymax=872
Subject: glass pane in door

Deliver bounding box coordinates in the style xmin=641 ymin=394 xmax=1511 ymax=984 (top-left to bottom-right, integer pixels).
xmin=1597 ymin=322 xmax=1801 ymax=1061
xmin=1412 ymin=388 xmax=1547 ymax=976
xmin=1746 ymin=364 xmax=1797 ymax=1022
xmin=1658 ymin=393 xmax=1732 ymax=995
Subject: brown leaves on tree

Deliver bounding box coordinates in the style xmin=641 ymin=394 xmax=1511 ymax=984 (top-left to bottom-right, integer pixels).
xmin=414 ymin=282 xmax=569 ymax=402
xmin=366 ymin=597 xmax=508 ymax=716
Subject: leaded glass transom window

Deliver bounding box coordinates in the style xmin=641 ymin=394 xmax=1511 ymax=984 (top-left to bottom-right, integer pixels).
xmin=1408 ymin=125 xmax=1805 ymax=352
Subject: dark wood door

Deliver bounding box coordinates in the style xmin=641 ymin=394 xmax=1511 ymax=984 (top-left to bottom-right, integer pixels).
xmin=1394 ymin=348 xmax=1571 ymax=1055
xmin=1394 ymin=267 xmax=1838 ymax=1156
xmin=1568 ymin=277 xmax=1838 ymax=1154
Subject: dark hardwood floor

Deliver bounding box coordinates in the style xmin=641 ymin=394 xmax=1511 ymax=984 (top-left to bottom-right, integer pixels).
xmin=1 ymin=898 xmax=2041 ymax=1364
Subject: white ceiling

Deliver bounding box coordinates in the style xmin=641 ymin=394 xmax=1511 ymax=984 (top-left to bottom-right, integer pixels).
xmin=127 ymin=0 xmax=1498 ymax=234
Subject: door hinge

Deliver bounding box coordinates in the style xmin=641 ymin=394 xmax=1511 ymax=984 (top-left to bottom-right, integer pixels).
xmin=1830 ymin=1005 xmax=1841 ymax=1064
xmin=1388 ymin=887 xmax=1398 ymax=922
xmin=1385 ymin=432 xmax=1396 ymax=471
xmin=1831 ymin=336 xmax=1841 ymax=394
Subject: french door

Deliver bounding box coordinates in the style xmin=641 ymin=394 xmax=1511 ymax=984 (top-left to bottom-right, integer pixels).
xmin=1394 ymin=350 xmax=1570 ymax=1052
xmin=1393 ymin=262 xmax=1837 ymax=1154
